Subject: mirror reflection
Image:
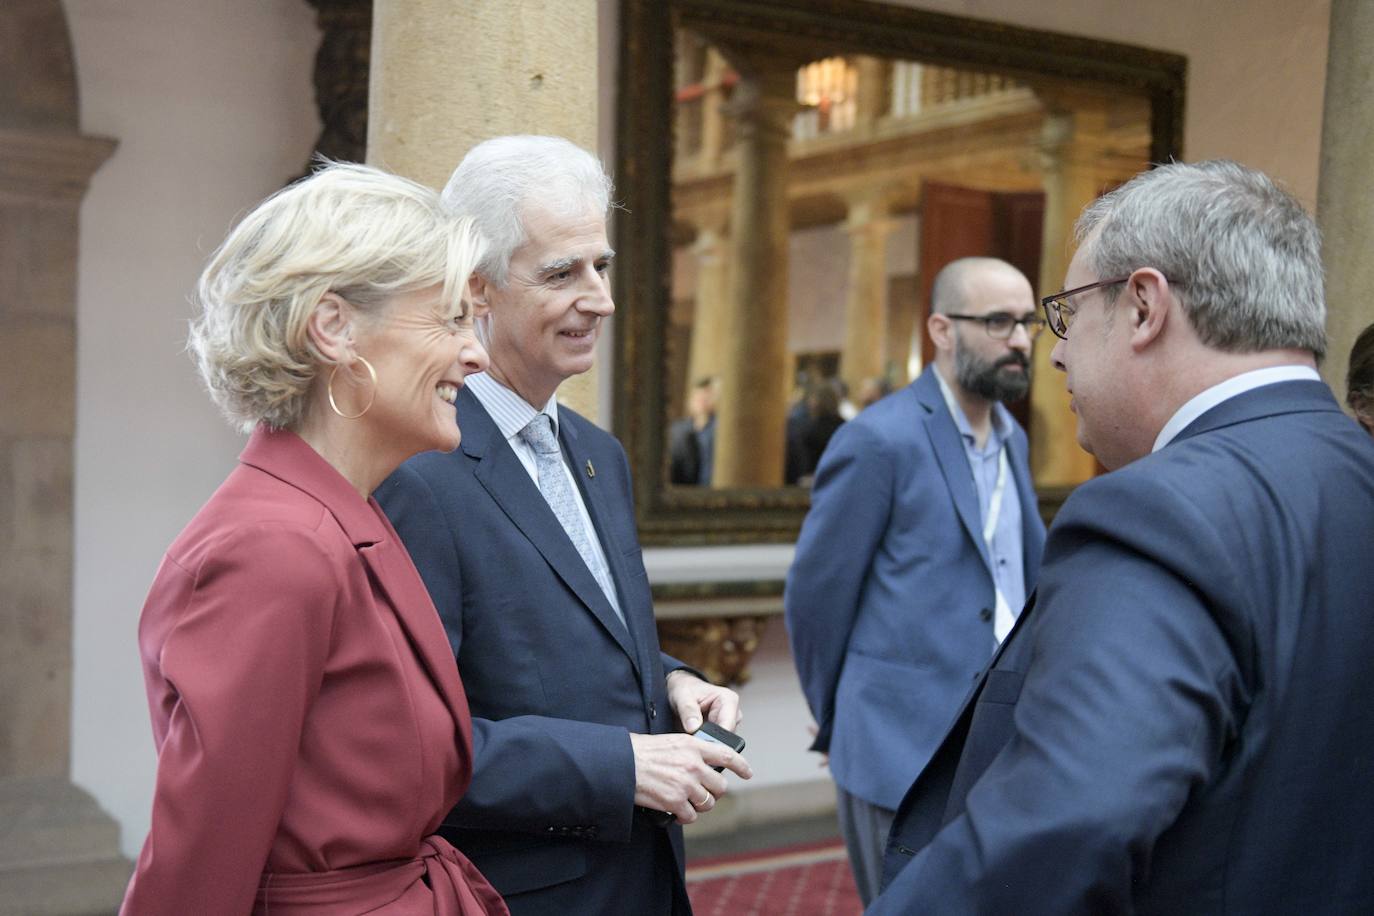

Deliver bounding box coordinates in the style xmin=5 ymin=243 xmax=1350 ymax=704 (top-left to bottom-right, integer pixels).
xmin=661 ymin=29 xmax=1153 ymax=490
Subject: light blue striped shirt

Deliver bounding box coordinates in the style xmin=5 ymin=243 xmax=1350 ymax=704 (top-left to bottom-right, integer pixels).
xmin=464 ymin=372 xmax=616 ymax=585
xmin=933 ymin=367 xmax=1027 ymax=624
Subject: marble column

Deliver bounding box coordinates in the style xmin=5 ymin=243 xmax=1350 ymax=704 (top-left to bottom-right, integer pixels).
xmin=699 ymin=49 xmax=731 ymax=172
xmin=0 ymin=127 xmax=128 ymax=914
xmin=852 ymin=55 xmax=887 ymax=131
xmin=839 ymin=190 xmax=895 ymax=396
xmin=711 ymin=55 xmax=796 ymax=488
xmin=1317 ymin=0 xmax=1374 ymax=403
xmin=1031 ymin=95 xmax=1114 ymax=487
xmin=369 ymin=0 xmax=603 ymax=419
xmin=685 ymin=216 xmax=732 ymax=402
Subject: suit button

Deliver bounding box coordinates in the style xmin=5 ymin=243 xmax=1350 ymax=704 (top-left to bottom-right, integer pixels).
xmin=649 ymin=701 xmax=657 ymax=720
xmin=979 ymin=607 xmax=993 ymax=622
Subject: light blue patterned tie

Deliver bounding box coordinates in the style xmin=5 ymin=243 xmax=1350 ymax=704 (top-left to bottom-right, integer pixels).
xmin=518 ymin=414 xmax=626 ymax=628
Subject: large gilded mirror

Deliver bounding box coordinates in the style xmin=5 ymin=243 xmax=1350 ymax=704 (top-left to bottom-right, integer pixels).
xmin=614 ymin=0 xmax=1185 ymax=544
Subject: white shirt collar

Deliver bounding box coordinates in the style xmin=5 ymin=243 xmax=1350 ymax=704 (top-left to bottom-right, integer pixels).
xmin=1152 ymin=365 xmax=1320 ymax=452
xmin=464 ymin=372 xmax=560 ymax=440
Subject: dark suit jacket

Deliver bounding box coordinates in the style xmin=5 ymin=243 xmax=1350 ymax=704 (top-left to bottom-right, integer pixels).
xmin=123 ymin=426 xmax=503 ymax=915
xmin=667 ymin=417 xmax=701 ymax=485
xmin=376 ymin=386 xmax=689 ymax=915
xmin=785 ymin=367 xmax=1044 ymax=810
xmin=873 ymin=380 xmax=1374 ymax=915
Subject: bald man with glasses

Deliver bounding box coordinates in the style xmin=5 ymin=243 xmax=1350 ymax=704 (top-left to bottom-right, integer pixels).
xmin=784 ymin=256 xmax=1047 ymax=904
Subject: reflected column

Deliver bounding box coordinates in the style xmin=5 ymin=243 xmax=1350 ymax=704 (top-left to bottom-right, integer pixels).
xmin=840 ymin=189 xmax=895 ymax=396
xmin=685 ymin=214 xmax=731 ymax=403
xmin=1317 ymin=0 xmax=1374 ymax=400
xmin=1032 ymin=93 xmax=1114 ymax=487
xmin=712 ymin=52 xmax=797 ymax=487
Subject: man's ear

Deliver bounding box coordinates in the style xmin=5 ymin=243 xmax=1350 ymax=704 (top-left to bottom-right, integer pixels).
xmin=927 ymin=311 xmax=954 ymax=354
xmin=1124 ymin=268 xmax=1171 ymax=352
xmin=306 ymin=292 xmax=355 ymax=365
xmin=468 ymin=273 xmax=491 ymax=319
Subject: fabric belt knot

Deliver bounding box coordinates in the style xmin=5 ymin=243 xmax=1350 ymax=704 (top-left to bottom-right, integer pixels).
xmin=518 ymin=413 xmax=626 ymax=627
xmin=253 ymin=835 xmax=507 ymax=914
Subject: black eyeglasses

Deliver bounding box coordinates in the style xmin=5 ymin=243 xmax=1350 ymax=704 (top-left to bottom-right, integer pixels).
xmin=1040 ymin=278 xmax=1129 ymax=340
xmin=944 ymin=313 xmax=1047 ymax=340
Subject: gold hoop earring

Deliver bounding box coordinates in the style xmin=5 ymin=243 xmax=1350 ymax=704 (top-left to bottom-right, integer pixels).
xmin=327 ymin=355 xmax=378 ymax=420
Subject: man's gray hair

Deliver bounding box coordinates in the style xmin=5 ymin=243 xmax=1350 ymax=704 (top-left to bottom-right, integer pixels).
xmin=1075 ymin=159 xmax=1326 ymax=359
xmin=441 ymin=135 xmax=613 ymax=286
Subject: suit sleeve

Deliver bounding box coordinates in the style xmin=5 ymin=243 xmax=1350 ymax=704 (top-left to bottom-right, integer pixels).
xmin=377 ymin=464 xmax=638 ymax=842
xmin=871 ymin=478 xmax=1246 ymax=915
xmin=783 ymin=419 xmax=894 ymax=751
xmin=121 ymin=524 xmax=340 ymax=916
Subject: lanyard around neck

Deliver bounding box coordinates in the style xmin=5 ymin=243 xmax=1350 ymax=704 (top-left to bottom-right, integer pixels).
xmin=982 ymin=447 xmax=1009 ymax=546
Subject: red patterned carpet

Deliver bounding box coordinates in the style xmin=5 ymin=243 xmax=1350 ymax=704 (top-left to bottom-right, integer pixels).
xmin=686 ymin=839 xmax=863 ymax=916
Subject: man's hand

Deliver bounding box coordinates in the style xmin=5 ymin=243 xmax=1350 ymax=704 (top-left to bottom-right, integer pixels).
xmin=665 ymin=670 xmax=742 ymax=733
xmin=630 ymin=732 xmax=752 ymax=824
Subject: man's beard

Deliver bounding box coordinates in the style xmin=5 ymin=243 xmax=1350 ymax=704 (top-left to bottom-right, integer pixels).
xmin=954 ymin=338 xmax=1031 ymax=404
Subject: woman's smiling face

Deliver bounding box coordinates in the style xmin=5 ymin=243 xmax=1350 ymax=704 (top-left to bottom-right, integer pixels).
xmin=353 ymin=284 xmax=488 ymax=459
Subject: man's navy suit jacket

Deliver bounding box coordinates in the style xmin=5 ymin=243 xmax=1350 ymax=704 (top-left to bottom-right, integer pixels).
xmin=785 ymin=367 xmax=1045 ymax=810
xmin=872 ymin=380 xmax=1374 ymax=914
xmin=376 ymin=386 xmax=688 ymax=915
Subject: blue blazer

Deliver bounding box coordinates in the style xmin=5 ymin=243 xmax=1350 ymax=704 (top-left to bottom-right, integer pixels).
xmin=376 ymin=386 xmax=689 ymax=915
xmin=874 ymin=380 xmax=1374 ymax=915
xmin=784 ymin=367 xmax=1044 ymax=810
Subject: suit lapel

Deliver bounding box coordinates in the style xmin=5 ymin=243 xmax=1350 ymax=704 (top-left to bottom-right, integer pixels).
xmin=1008 ymin=431 xmax=1044 ymax=591
xmin=460 ymin=389 xmax=640 ymax=669
xmin=358 ymin=527 xmax=474 ymax=739
xmin=917 ymin=372 xmax=992 ymax=570
xmin=560 ymin=421 xmax=652 ymax=680
xmin=238 ymin=426 xmax=473 ymax=743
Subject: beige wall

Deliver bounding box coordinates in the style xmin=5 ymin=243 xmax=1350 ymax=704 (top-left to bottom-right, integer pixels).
xmin=65 ymin=0 xmax=1332 ymax=855
xmin=67 ymin=0 xmax=319 ymax=856
xmin=886 ymin=0 xmax=1329 ymax=209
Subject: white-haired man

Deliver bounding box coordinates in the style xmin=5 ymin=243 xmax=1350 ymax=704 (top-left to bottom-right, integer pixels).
xmin=378 ymin=136 xmax=749 ymax=916
xmin=872 ymin=160 xmax=1374 ymax=914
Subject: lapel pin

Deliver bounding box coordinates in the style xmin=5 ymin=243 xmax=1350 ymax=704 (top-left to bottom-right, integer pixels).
xmin=586 ymin=460 xmax=596 ymax=478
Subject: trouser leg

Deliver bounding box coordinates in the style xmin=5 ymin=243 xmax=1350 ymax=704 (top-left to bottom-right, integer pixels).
xmin=835 ymin=784 xmax=896 ymax=906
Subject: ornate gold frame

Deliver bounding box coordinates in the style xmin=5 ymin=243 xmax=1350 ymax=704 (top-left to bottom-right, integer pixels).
xmin=613 ymin=0 xmax=1186 ymax=545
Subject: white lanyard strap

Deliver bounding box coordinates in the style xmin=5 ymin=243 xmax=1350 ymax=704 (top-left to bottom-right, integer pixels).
xmin=981 ymin=447 xmax=1009 ymax=546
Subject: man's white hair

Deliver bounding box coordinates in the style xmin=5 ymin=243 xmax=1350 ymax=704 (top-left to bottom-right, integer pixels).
xmin=440 ymin=135 xmax=613 ymax=287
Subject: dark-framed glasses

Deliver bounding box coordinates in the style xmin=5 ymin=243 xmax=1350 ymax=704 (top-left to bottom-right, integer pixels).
xmin=944 ymin=313 xmax=1047 ymax=340
xmin=1040 ymin=278 xmax=1129 ymax=340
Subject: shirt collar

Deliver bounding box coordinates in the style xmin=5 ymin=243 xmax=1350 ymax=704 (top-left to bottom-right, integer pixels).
xmin=465 ymin=371 xmax=561 ymax=440
xmin=933 ymin=364 xmax=1010 ymax=453
xmin=1152 ymin=364 xmax=1321 ymax=452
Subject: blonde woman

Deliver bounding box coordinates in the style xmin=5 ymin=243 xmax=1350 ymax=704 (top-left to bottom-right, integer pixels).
xmin=120 ymin=163 xmax=507 ymax=915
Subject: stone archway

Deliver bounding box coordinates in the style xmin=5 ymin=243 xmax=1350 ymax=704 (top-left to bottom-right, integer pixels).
xmin=0 ymin=2 xmax=127 ymax=912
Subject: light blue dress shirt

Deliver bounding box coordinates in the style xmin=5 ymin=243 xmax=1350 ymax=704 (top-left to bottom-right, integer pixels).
xmin=934 ymin=368 xmax=1027 ymax=637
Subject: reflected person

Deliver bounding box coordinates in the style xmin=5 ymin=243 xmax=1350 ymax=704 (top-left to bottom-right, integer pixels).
xmin=668 ymin=376 xmax=717 ymax=485
xmin=1348 ymin=321 xmax=1374 ymax=436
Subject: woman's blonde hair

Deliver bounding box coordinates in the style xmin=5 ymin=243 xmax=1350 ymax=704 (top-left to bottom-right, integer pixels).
xmin=189 ymin=161 xmax=487 ymax=432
